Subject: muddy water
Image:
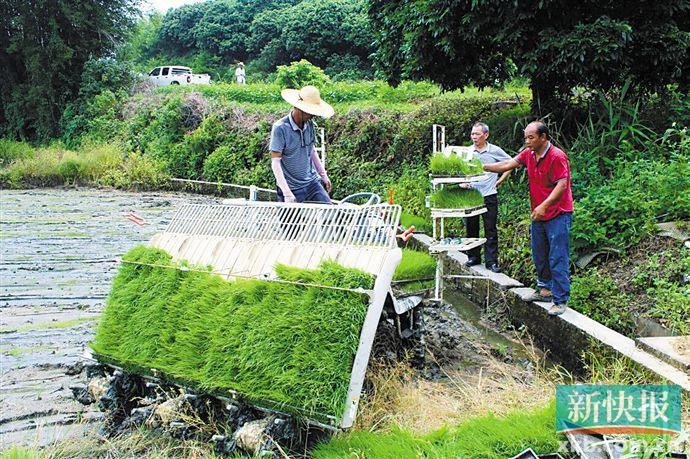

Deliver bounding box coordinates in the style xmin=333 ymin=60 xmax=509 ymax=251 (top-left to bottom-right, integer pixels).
xmin=0 ymin=188 xmax=219 ymax=448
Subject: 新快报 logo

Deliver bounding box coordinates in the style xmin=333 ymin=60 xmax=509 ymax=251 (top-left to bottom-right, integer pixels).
xmin=556 ymin=384 xmax=681 ymax=435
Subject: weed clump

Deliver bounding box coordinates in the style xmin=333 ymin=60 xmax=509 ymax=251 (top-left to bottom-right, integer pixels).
xmin=91 ymin=246 xmax=374 ymax=419
xmin=430 ymin=187 xmax=484 ymax=209
xmin=429 ymin=151 xmax=484 ymax=176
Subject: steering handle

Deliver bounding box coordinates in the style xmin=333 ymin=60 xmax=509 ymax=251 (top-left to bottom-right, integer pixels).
xmin=339 ymin=192 xmax=381 ymax=206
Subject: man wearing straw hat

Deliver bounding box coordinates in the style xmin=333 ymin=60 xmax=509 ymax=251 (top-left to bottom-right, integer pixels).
xmin=270 ymin=85 xmax=335 ymax=203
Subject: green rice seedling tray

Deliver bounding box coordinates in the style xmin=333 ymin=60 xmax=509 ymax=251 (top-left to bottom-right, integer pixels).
xmin=429 ymin=187 xmax=484 ymax=210
xmin=430 ymin=206 xmax=487 ymax=218
xmin=91 ymin=201 xmax=405 ymax=429
xmin=429 ymin=150 xmax=484 ymax=177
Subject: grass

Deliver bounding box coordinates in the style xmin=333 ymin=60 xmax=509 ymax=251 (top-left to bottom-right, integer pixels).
xmin=429 ymin=152 xmax=484 ymax=176
xmin=429 ymin=187 xmax=484 ymax=209
xmin=0 ymin=139 xmax=35 ymax=167
xmin=0 ymin=447 xmax=43 ymax=459
xmin=0 ymin=143 xmax=168 ymax=190
xmin=394 ymin=249 xmax=436 ymax=281
xmin=0 ymin=428 xmax=230 ymax=459
xmin=91 ymin=245 xmax=374 ymax=419
xmin=313 ymin=402 xmax=561 ymax=459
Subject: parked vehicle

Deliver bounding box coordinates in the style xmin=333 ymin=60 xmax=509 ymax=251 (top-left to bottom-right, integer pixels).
xmin=148 ymin=66 xmax=211 ymax=86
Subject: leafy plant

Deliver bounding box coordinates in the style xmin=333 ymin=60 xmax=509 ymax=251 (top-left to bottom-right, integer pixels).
xmin=569 ymin=271 xmax=636 ymax=335
xmin=274 ymin=59 xmax=330 ymax=89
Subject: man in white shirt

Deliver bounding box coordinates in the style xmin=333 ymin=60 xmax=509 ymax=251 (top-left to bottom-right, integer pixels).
xmin=462 ymin=122 xmax=511 ymax=272
xmin=235 ymin=62 xmax=246 ymax=84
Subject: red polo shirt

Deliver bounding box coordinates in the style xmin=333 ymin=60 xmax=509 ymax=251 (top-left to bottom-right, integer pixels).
xmin=515 ymin=143 xmax=574 ymax=221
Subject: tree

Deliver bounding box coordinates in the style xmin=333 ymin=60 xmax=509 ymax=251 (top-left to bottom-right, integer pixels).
xmin=157 ymin=2 xmax=206 ymax=55
xmin=0 ymin=0 xmax=139 ymax=140
xmin=248 ymin=0 xmax=375 ymax=76
xmin=155 ymin=0 xmax=301 ymax=63
xmin=368 ymin=0 xmax=690 ymax=115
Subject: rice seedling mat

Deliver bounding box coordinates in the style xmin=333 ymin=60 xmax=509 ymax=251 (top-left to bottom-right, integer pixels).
xmin=92 ymin=201 xmax=405 ymax=429
xmin=87 ymin=349 xmax=340 ymax=429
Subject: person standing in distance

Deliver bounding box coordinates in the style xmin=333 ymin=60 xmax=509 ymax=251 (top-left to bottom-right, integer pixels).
xmin=235 ymin=62 xmax=246 ymax=84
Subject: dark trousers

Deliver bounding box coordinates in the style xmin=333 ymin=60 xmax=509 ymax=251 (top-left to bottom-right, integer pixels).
xmin=465 ymin=194 xmax=498 ymax=265
xmin=530 ymin=212 xmax=572 ymax=304
xmin=276 ymin=179 xmax=331 ymax=204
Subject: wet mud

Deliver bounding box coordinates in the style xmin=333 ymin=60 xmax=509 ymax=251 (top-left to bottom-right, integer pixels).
xmin=0 ymin=188 xmax=218 ymax=448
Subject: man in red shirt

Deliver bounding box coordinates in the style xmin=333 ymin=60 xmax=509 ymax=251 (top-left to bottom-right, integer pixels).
xmin=483 ymin=121 xmax=574 ymax=316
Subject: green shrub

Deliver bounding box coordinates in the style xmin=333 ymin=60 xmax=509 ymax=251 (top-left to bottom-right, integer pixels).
xmin=386 ymin=94 xmax=517 ymax=165
xmin=0 ymin=140 xmax=35 ymax=167
xmin=385 ymin=166 xmax=430 ymax=219
xmin=201 ymin=120 xmax=272 ymax=187
xmin=92 ymin=246 xmax=373 ymax=418
xmin=1 ymin=147 xmax=64 ymax=187
xmin=571 ymin=156 xmax=689 ymax=253
xmin=275 ymin=59 xmax=330 ymax=89
xmin=430 ymin=187 xmax=484 ymax=209
xmin=57 ymin=156 xmax=87 ymax=185
xmin=166 ymin=115 xmax=227 ymax=179
xmin=0 ymin=142 xmax=167 ymax=190
xmin=482 ymin=103 xmax=532 ymax=154
xmin=569 ymin=271 xmax=636 ymax=335
xmin=631 ymin=247 xmax=690 ymax=334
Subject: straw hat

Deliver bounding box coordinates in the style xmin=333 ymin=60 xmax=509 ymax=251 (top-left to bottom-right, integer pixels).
xmin=281 ymin=85 xmax=334 ymax=118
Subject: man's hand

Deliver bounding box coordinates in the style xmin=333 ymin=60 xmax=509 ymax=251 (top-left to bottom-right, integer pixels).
xmin=321 ymin=174 xmax=332 ymax=193
xmin=496 ymin=178 xmax=504 ymax=187
xmin=459 ymin=182 xmax=472 ymax=190
xmin=531 ymin=203 xmax=548 ymax=221
xmin=397 ymin=226 xmax=415 ymax=242
xmin=284 ymin=195 xmax=297 ymax=203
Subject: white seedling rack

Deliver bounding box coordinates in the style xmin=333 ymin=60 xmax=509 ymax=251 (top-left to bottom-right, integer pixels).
xmin=429 ymin=125 xmax=488 ymax=301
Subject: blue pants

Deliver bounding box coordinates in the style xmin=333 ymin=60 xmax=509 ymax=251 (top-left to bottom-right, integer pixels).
xmin=277 ymin=180 xmax=331 ymax=204
xmin=530 ymin=212 xmax=572 ymax=304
